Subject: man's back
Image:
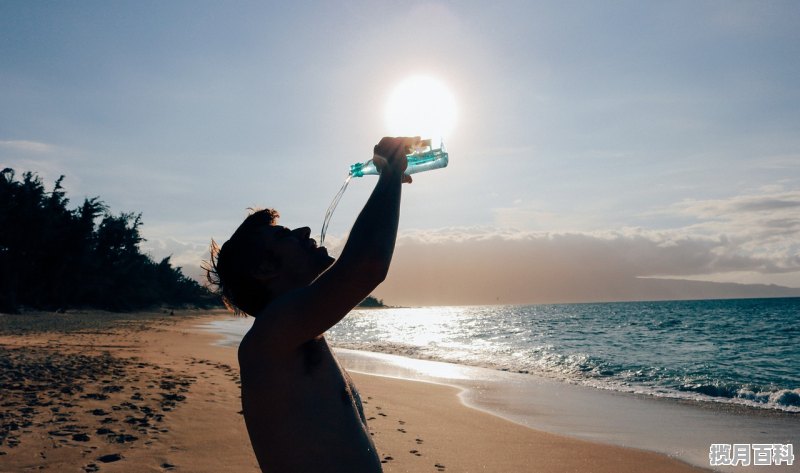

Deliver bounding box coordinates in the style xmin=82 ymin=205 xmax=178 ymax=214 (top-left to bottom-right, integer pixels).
xmin=239 ymin=331 xmax=382 ymax=472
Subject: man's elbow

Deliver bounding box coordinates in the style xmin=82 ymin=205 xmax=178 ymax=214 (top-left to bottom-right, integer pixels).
xmin=333 ymin=253 xmax=390 ymax=288
xmin=354 ymin=261 xmax=389 ymax=287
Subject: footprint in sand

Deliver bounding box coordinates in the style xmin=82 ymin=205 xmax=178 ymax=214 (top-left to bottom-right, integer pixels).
xmin=97 ymin=452 xmax=123 ymax=463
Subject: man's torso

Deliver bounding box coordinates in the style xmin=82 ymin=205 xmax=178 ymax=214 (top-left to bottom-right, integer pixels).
xmin=238 ymin=333 xmax=382 ymax=472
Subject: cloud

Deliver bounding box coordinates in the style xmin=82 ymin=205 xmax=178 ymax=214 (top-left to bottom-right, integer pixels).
xmin=368 ymin=188 xmax=800 ymax=305
xmin=371 ymin=227 xmax=800 ymax=305
xmin=750 ymin=154 xmax=800 ymax=171
xmin=396 ymin=227 xmax=797 ymax=278
xmin=0 ymin=141 xmax=85 ymax=193
xmin=140 ymin=232 xmax=216 ymax=283
xmin=670 ymin=190 xmax=800 ymax=218
xmin=149 ymin=188 xmax=800 ymax=306
xmin=0 ymin=140 xmax=56 ymax=153
xmin=661 ymin=190 xmax=800 ymax=262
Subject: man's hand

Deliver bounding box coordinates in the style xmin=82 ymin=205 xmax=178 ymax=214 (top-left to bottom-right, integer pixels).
xmin=372 ymin=136 xmax=420 ymax=184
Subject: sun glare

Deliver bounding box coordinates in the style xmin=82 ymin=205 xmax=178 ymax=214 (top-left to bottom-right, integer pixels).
xmin=385 ymin=75 xmax=457 ymax=143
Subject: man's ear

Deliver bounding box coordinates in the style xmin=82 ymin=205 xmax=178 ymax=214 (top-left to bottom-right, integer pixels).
xmin=252 ymin=259 xmax=280 ymax=284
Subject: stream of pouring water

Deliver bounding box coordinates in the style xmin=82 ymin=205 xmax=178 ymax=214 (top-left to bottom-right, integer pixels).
xmin=319 ymin=172 xmax=354 ymax=246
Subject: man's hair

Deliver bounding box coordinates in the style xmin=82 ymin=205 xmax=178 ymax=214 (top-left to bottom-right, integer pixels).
xmin=204 ymin=208 xmax=280 ymax=316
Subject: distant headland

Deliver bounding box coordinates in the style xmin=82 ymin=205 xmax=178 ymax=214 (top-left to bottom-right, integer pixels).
xmin=357 ymin=296 xmax=388 ymax=308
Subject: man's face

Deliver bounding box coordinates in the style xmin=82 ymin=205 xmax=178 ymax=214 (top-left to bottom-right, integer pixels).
xmin=258 ymin=225 xmax=335 ymax=288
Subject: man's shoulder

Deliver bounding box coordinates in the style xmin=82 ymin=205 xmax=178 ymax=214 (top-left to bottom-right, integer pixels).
xmin=238 ymin=320 xmax=273 ymax=355
xmin=237 ymin=305 xmax=280 ymax=353
xmin=237 ymin=315 xmax=310 ymax=364
xmin=237 ymin=324 xmax=286 ymax=384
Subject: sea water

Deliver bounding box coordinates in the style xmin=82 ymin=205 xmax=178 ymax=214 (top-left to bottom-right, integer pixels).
xmin=205 ymin=297 xmax=800 ymax=413
xmin=330 ymin=298 xmax=800 ymax=413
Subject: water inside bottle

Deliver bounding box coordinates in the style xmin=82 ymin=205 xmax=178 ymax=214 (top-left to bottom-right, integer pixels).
xmin=319 ymin=173 xmax=353 ymax=246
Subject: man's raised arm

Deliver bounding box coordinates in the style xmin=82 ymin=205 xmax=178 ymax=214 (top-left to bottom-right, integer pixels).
xmin=254 ymin=137 xmax=418 ymax=349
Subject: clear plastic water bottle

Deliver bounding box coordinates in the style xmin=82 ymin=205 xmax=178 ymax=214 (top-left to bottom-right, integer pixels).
xmin=349 ymin=139 xmax=449 ymax=177
xmin=320 ymin=139 xmax=450 ymax=245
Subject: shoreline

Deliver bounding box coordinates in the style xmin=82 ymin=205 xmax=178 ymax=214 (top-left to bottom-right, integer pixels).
xmin=202 ymin=309 xmax=800 ymax=415
xmin=334 ymin=349 xmax=798 ymax=473
xmin=348 ymin=371 xmax=707 ymax=473
xmin=193 ymin=313 xmax=707 ymax=472
xmin=332 ymin=341 xmax=800 ymax=415
xmin=197 ymin=314 xmax=712 ymax=471
xmin=199 ymin=314 xmax=798 ymax=472
xmin=0 ymin=310 xmax=785 ymax=472
xmin=200 ymin=315 xmax=799 ymax=416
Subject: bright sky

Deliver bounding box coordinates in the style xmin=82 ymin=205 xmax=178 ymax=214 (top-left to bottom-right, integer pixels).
xmin=2 ymin=1 xmax=799 ymax=304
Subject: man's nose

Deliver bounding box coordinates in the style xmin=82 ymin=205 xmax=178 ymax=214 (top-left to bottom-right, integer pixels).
xmin=291 ymin=227 xmax=311 ymax=239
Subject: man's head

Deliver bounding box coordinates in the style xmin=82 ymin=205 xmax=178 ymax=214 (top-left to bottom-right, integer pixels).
xmin=205 ymin=208 xmax=335 ymax=316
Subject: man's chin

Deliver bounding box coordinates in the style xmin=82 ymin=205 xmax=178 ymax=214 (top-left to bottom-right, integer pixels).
xmin=316 ymin=247 xmax=336 ymax=268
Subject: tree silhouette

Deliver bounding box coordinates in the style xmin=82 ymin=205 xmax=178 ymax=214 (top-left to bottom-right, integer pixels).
xmin=0 ymin=168 xmax=219 ymax=313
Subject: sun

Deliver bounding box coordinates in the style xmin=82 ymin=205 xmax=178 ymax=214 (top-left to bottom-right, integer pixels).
xmin=385 ymin=75 xmax=457 ymax=143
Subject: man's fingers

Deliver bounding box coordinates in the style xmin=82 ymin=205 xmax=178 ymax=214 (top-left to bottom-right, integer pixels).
xmin=376 ymin=136 xmax=422 ymax=158
xmin=403 ymin=136 xmax=422 ymax=153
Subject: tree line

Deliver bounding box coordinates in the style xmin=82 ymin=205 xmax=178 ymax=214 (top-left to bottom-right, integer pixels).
xmin=0 ymin=168 xmax=220 ymax=313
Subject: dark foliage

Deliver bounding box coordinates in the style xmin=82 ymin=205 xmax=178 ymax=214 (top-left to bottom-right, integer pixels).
xmin=0 ymin=168 xmax=220 ymax=313
xmin=358 ymin=296 xmax=386 ymax=308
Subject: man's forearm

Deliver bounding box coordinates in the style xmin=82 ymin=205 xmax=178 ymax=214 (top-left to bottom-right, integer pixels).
xmin=336 ymin=168 xmax=403 ymax=279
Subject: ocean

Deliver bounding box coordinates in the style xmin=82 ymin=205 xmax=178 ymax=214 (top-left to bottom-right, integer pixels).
xmin=203 ymin=297 xmax=799 ymax=471
xmin=328 ymin=297 xmax=800 ymax=413
xmin=207 ymin=297 xmax=800 ymax=413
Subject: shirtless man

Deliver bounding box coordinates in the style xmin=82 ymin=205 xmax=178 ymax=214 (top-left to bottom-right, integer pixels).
xmin=206 ymin=136 xmax=418 ymax=472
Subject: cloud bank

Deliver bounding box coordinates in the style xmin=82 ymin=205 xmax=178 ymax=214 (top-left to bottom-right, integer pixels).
xmin=373 ymin=189 xmax=800 ymax=305
xmin=0 ymin=140 xmax=56 ymax=153
xmin=377 ymin=228 xmax=799 ymax=305
xmin=149 ymin=188 xmax=800 ymax=306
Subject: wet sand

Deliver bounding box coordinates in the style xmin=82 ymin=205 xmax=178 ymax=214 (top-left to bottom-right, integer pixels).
xmin=0 ymin=310 xmax=708 ymax=472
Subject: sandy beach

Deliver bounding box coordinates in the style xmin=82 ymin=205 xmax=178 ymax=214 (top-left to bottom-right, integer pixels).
xmin=0 ymin=310 xmax=708 ymax=472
